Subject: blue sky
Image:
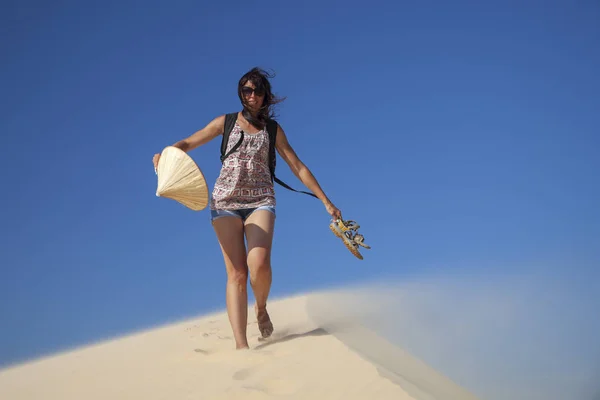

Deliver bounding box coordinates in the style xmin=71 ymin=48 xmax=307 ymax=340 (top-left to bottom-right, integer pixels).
xmin=1 ymin=0 xmax=599 ymax=370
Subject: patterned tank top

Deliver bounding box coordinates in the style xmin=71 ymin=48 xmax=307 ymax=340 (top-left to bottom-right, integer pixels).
xmin=210 ymin=121 xmax=276 ymax=210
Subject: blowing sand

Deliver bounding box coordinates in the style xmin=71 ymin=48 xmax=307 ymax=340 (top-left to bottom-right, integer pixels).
xmin=0 ymin=292 xmax=479 ymax=400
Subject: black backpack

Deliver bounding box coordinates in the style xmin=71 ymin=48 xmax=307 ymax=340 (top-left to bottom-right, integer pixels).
xmin=220 ymin=112 xmax=317 ymax=199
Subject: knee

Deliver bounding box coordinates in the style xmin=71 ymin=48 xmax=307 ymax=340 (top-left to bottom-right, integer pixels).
xmin=248 ymin=255 xmax=271 ymax=277
xmin=227 ymin=266 xmax=248 ymax=286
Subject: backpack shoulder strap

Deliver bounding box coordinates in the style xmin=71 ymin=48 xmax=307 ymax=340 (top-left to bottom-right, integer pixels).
xmin=266 ymin=118 xmax=278 ymax=178
xmin=265 ymin=118 xmax=318 ymax=199
xmin=220 ymin=112 xmax=243 ymax=163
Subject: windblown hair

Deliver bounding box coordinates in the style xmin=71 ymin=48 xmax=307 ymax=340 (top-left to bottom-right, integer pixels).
xmin=237 ymin=67 xmax=286 ymax=130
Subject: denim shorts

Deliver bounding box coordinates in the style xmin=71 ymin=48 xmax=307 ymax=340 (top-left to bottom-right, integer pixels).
xmin=210 ymin=205 xmax=276 ymax=223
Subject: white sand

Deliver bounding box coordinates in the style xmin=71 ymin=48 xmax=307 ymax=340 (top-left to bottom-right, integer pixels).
xmin=0 ymin=293 xmax=479 ymax=400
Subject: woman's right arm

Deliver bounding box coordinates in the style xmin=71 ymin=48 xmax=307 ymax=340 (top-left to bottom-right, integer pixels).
xmin=153 ymin=115 xmax=225 ymax=170
xmin=171 ymin=114 xmax=225 ymax=152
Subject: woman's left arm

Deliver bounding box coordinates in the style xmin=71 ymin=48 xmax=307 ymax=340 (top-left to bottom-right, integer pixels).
xmin=275 ymin=124 xmax=342 ymax=220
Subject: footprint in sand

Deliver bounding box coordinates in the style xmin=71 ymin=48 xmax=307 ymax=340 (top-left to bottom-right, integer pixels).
xmin=233 ymin=367 xmax=254 ymax=380
xmin=200 ymin=327 xmax=231 ymax=339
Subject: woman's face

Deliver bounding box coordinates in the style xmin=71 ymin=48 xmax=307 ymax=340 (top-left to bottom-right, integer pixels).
xmin=241 ymin=80 xmax=265 ymax=112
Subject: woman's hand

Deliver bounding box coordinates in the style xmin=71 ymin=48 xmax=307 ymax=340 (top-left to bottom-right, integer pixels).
xmin=325 ymin=200 xmax=342 ymax=221
xmin=152 ymin=153 xmax=161 ymax=173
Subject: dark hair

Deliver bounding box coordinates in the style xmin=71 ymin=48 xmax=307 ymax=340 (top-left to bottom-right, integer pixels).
xmin=237 ymin=67 xmax=286 ymax=130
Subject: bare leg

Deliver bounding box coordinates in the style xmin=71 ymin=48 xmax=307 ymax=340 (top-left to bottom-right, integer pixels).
xmin=244 ymin=210 xmax=275 ymax=338
xmin=212 ymin=216 xmax=249 ymax=349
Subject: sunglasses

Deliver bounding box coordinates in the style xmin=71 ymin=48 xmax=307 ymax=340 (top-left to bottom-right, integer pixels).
xmin=241 ymin=86 xmax=265 ymax=97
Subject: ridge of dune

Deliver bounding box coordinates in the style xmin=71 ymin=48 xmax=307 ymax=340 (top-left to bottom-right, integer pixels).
xmin=2 ymin=275 xmax=596 ymax=400
xmin=0 ymin=291 xmax=480 ymax=400
xmin=305 ymin=289 xmax=481 ymax=400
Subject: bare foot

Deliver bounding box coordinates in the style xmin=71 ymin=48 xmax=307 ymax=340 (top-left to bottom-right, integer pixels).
xmin=255 ymin=305 xmax=273 ymax=338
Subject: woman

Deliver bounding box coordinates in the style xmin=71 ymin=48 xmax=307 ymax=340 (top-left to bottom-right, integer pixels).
xmin=152 ymin=67 xmax=342 ymax=349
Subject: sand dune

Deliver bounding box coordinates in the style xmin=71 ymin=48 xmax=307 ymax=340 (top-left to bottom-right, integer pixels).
xmin=0 ymin=292 xmax=479 ymax=400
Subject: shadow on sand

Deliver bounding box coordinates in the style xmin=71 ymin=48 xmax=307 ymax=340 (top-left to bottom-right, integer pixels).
xmin=254 ymin=328 xmax=329 ymax=350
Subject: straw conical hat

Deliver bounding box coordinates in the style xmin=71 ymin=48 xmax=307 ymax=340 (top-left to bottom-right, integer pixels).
xmin=155 ymin=146 xmax=208 ymax=211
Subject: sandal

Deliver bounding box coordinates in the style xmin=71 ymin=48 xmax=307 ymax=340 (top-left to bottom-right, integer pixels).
xmin=329 ymin=218 xmax=371 ymax=260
